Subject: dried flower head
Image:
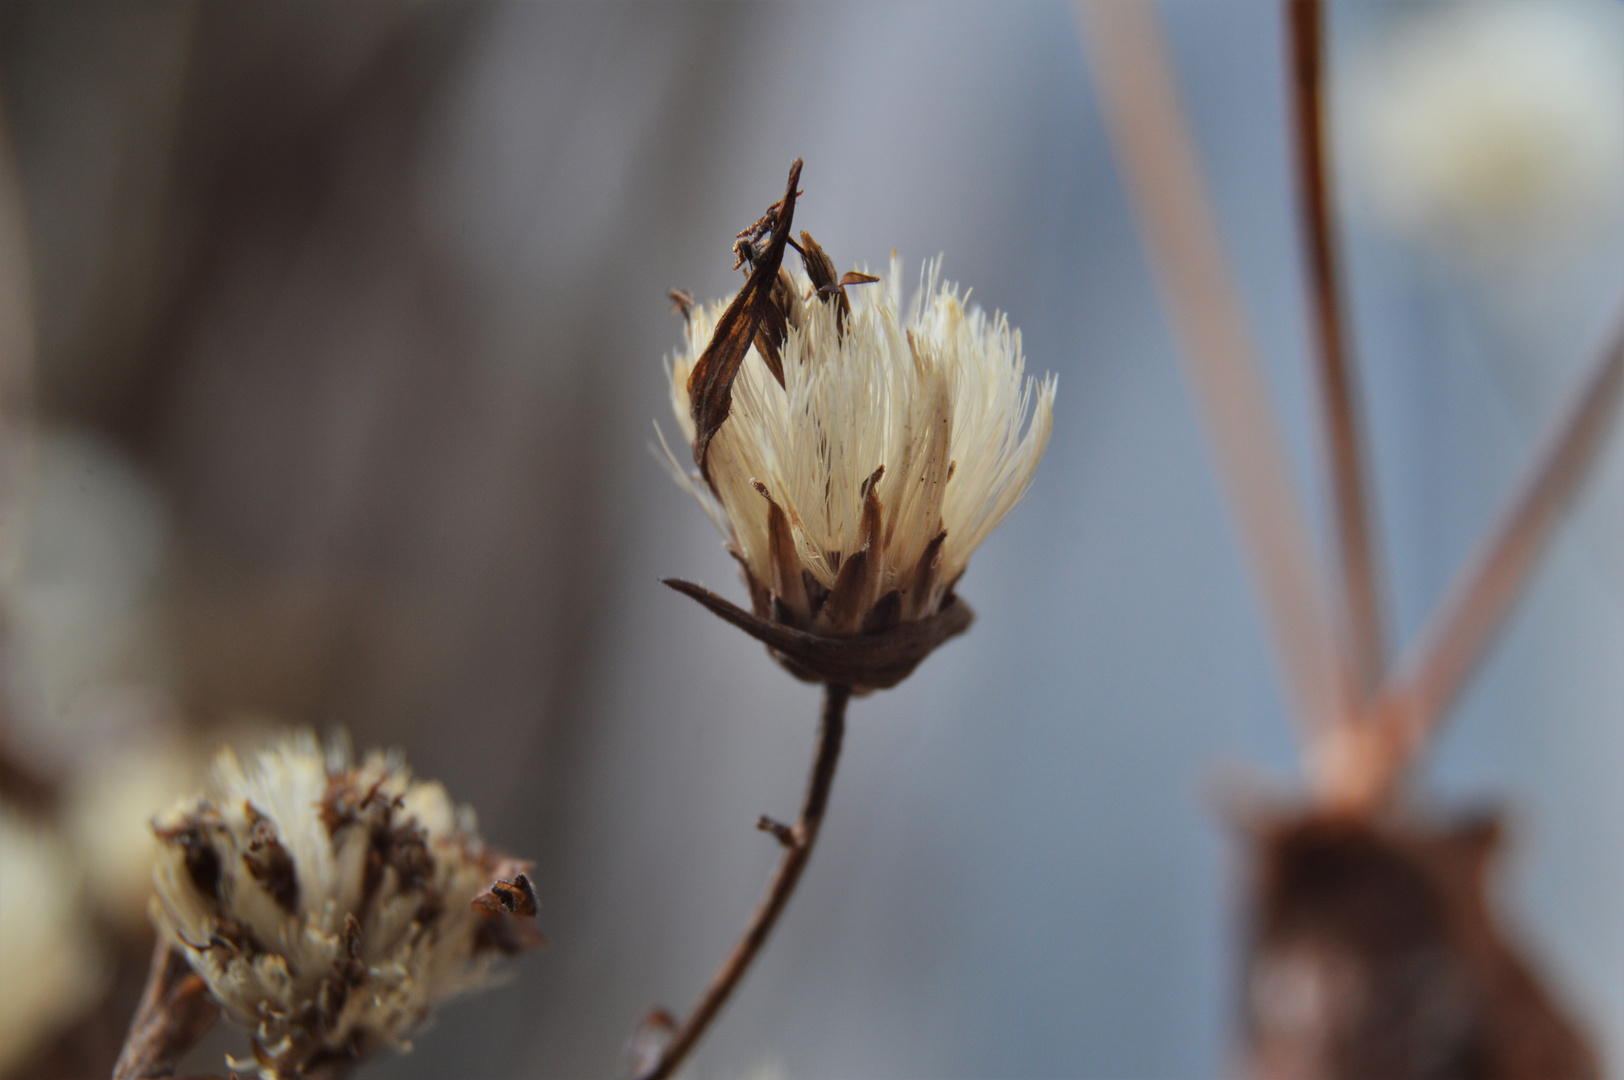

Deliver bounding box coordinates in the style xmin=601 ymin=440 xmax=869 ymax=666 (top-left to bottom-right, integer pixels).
xmin=150 ymin=732 xmax=540 ymax=1079
xmin=660 ymin=161 xmax=1054 ymax=689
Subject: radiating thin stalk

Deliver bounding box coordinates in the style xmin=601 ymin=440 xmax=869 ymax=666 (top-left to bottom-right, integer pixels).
xmin=112 ymin=939 xmax=221 ymax=1080
xmin=634 ymin=683 xmax=851 ymax=1080
xmin=1074 ymin=0 xmax=1356 ymax=765
xmin=1362 ymin=316 xmax=1624 ymax=800
xmin=1287 ymin=0 xmax=1386 ymax=698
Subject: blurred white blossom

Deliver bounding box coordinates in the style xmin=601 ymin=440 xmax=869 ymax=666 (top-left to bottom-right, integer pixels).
xmin=1348 ymin=0 xmax=1624 ymax=259
xmin=4 ymin=426 xmax=173 ymax=771
xmin=0 ymin=807 xmax=104 ymax=1074
xmin=63 ymin=738 xmax=199 ymax=931
xmin=151 ymin=732 xmax=539 ymax=1080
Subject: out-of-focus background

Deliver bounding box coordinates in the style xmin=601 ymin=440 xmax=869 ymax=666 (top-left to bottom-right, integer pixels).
xmin=1 ymin=2 xmax=1622 ymax=1077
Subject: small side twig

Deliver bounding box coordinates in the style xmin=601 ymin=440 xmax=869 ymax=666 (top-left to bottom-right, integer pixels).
xmin=113 ymin=938 xmax=222 ymax=1080
xmin=1287 ymin=0 xmax=1386 ymax=698
xmin=632 ymin=682 xmax=851 ymax=1080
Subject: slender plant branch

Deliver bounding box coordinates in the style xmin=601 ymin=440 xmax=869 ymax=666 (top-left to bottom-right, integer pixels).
xmin=1357 ymin=315 xmax=1624 ymax=802
xmin=1287 ymin=0 xmax=1386 ymax=698
xmin=1074 ymin=0 xmax=1356 ymax=762
xmin=634 ymin=682 xmax=851 ymax=1080
xmin=113 ymin=938 xmax=222 ymax=1080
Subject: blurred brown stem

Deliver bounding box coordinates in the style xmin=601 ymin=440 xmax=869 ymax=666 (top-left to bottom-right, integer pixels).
xmin=112 ymin=939 xmax=221 ymax=1080
xmin=1074 ymin=0 xmax=1355 ymax=759
xmin=1364 ymin=314 xmax=1624 ymax=803
xmin=1287 ymin=0 xmax=1385 ymax=698
xmin=633 ymin=682 xmax=850 ymax=1080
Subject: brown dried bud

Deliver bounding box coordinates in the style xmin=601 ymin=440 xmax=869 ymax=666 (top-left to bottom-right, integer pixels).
xmin=1241 ymin=808 xmax=1598 ymax=1080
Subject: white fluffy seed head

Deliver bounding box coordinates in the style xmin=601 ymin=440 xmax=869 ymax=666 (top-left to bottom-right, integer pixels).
xmin=150 ymin=732 xmax=537 ymax=1080
xmin=661 ymin=256 xmax=1054 ymax=634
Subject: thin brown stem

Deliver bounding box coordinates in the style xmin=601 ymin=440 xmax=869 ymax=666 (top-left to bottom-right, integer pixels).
xmin=112 ymin=938 xmax=221 ymax=1080
xmin=634 ymin=682 xmax=850 ymax=1080
xmin=1287 ymin=0 xmax=1386 ymax=698
xmin=1074 ymin=0 xmax=1356 ymax=762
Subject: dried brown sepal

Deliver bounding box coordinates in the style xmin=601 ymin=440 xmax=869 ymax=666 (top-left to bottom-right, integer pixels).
xmin=1241 ymin=807 xmax=1598 ymax=1080
xmin=755 ymin=482 xmax=811 ymax=622
xmin=687 ymin=159 xmax=804 ymax=481
xmin=752 ymin=328 xmax=786 ymax=390
xmin=155 ymin=811 xmax=227 ymax=906
xmin=818 ymin=469 xmax=884 ymax=634
xmin=243 ymin=801 xmax=300 ymax=914
xmin=473 ymin=872 xmax=539 ymax=919
xmin=904 ymin=530 xmax=948 ymax=621
xmin=668 ymin=289 xmax=694 ymax=323
xmin=663 ymin=578 xmax=973 ymax=692
xmin=798 ymin=231 xmax=849 ymax=328
xmin=796 ymin=233 xmax=882 ymax=339
xmin=471 ymin=869 xmax=545 ymax=956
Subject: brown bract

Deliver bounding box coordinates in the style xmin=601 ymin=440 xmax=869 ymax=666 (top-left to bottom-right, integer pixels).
xmin=1241 ymin=808 xmax=1598 ymax=1080
xmin=664 ymin=578 xmax=972 ymax=692
xmin=687 ymin=159 xmax=803 ymax=482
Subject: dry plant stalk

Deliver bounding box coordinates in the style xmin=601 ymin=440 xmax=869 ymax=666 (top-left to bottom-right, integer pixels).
xmin=1078 ymin=0 xmax=1615 ymax=1076
xmin=640 ymin=159 xmax=1054 ymax=1078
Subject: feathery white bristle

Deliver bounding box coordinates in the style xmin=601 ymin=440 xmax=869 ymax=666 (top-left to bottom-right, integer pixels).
xmin=663 ymin=256 xmax=1054 ymax=616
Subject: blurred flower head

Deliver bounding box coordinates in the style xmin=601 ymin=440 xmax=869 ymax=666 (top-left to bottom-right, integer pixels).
xmin=65 ymin=738 xmax=200 ymax=932
xmin=4 ymin=426 xmax=174 ymax=772
xmin=1349 ymin=0 xmax=1624 ymax=258
xmin=150 ymin=732 xmax=540 ymax=1079
xmin=0 ymin=807 xmax=103 ymax=1075
xmin=665 ymin=255 xmax=1054 ymax=640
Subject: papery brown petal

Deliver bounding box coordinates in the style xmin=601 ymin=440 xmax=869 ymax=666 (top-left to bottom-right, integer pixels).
xmin=664 ymin=578 xmax=973 ymax=691
xmin=687 ymin=160 xmax=803 ymax=481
